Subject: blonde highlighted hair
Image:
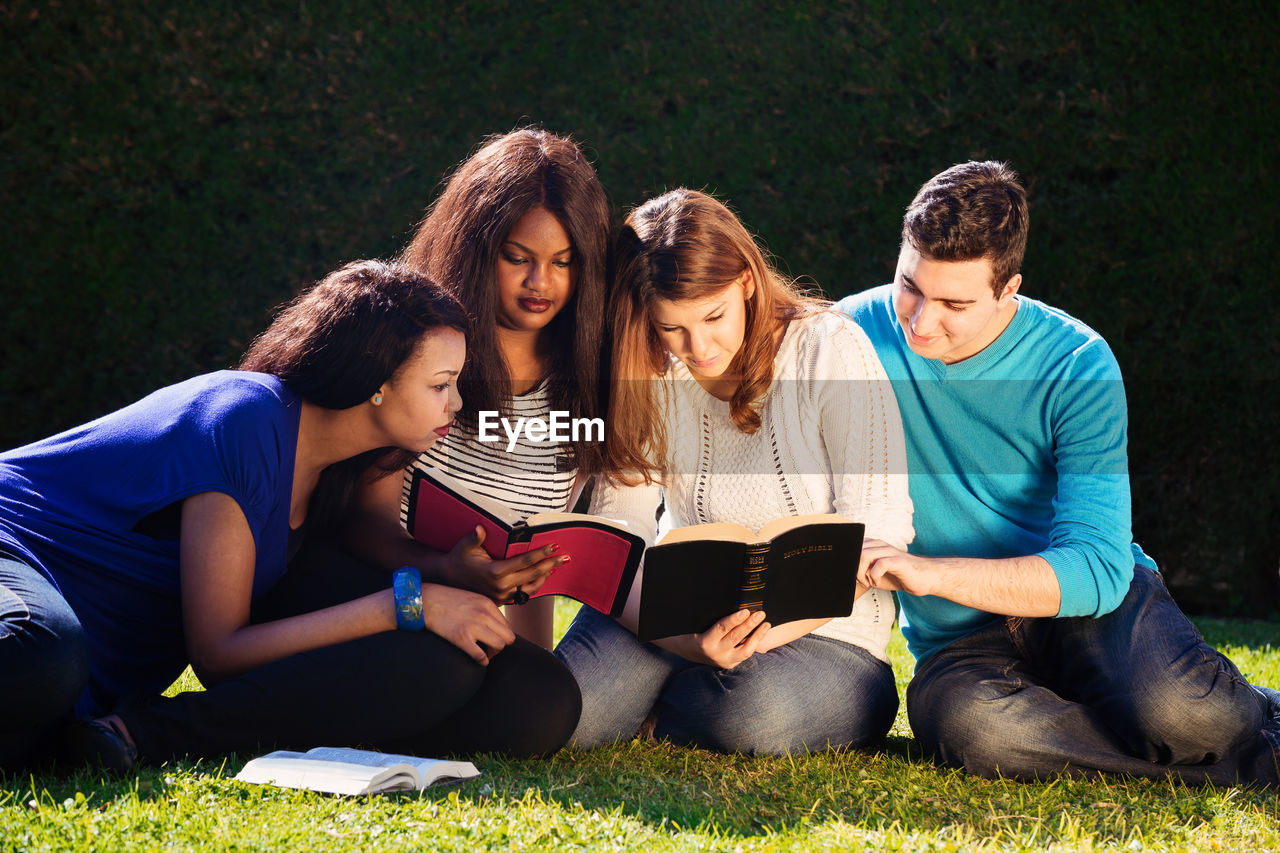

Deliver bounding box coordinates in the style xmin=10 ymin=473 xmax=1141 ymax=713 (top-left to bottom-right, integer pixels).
xmin=604 ymin=188 xmax=825 ymax=484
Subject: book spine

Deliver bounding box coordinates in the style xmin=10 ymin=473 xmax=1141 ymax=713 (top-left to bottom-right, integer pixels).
xmin=739 ymin=542 xmax=770 ymax=612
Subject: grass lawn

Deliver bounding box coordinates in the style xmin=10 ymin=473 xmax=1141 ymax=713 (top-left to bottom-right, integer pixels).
xmin=4 ymin=602 xmax=1278 ymax=851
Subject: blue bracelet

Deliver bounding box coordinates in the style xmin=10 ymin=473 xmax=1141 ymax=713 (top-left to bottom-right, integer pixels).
xmin=392 ymin=567 xmax=425 ymax=632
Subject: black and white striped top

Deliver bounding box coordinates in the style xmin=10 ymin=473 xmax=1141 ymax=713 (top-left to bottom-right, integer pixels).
xmin=399 ymin=380 xmax=577 ymax=523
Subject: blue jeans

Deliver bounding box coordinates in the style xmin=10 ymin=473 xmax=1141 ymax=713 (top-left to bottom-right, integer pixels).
xmin=0 ymin=551 xmax=90 ymax=768
xmin=554 ymin=604 xmax=898 ymax=755
xmin=907 ymin=566 xmax=1280 ymax=785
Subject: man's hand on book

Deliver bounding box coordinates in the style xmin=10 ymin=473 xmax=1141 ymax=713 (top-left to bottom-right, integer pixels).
xmin=421 ymin=582 xmax=516 ymax=665
xmin=445 ymin=525 xmax=566 ymax=605
xmin=679 ymin=609 xmax=770 ymax=670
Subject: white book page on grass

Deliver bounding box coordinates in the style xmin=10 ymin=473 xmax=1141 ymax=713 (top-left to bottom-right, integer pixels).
xmin=236 ymin=756 xmax=409 ymax=795
xmin=301 ymin=747 xmax=478 ymax=782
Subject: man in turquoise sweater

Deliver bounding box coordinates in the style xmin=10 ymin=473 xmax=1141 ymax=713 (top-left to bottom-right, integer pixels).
xmin=839 ymin=161 xmax=1278 ymax=786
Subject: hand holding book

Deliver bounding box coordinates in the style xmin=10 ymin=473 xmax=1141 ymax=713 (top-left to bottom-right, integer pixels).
xmin=442 ymin=522 xmax=565 ymax=605
xmin=669 ymin=607 xmax=771 ymax=669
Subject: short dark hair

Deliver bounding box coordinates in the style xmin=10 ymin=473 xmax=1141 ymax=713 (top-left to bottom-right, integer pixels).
xmin=903 ymin=161 xmax=1028 ymax=294
xmin=239 ymin=259 xmax=468 ymax=410
xmin=400 ymin=128 xmax=611 ymax=474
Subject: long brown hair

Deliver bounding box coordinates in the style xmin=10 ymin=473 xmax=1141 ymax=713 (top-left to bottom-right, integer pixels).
xmin=400 ymin=128 xmax=611 ymax=475
xmin=604 ymin=189 xmax=823 ymax=484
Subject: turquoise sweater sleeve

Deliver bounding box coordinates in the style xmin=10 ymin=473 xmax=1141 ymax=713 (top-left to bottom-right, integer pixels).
xmin=1035 ymin=336 xmax=1136 ymax=617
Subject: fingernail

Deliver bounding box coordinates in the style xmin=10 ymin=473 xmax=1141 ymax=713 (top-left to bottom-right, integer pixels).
xmin=558 ymin=555 xmax=571 ymax=564
xmin=549 ymin=543 xmax=560 ymax=553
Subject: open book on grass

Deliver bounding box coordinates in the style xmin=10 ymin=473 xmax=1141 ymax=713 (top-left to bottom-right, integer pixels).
xmin=402 ymin=463 xmax=643 ymax=617
xmin=637 ymin=514 xmax=865 ymax=642
xmin=235 ymin=747 xmax=480 ymax=795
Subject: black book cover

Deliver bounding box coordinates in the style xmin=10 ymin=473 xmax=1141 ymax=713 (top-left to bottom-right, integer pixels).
xmin=636 ymin=520 xmax=865 ymax=642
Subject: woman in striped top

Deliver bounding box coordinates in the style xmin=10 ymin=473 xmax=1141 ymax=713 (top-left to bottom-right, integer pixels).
xmin=347 ymin=129 xmax=612 ymax=650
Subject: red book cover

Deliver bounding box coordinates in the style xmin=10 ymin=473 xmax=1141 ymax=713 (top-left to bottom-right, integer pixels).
xmin=403 ymin=466 xmax=643 ymax=617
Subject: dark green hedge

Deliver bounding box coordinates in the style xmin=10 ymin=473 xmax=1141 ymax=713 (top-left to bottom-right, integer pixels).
xmin=2 ymin=1 xmax=1275 ymax=615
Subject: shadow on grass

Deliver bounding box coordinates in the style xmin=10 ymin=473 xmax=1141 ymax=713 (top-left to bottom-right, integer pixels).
xmin=4 ymin=736 xmax=1277 ymax=848
xmin=474 ymin=739 xmax=1279 ymax=842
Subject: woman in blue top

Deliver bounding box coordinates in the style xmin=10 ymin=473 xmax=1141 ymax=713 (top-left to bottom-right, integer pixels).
xmin=0 ymin=259 xmax=580 ymax=771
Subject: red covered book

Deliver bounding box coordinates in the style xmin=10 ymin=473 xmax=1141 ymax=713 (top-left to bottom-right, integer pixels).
xmin=402 ymin=466 xmax=643 ymax=617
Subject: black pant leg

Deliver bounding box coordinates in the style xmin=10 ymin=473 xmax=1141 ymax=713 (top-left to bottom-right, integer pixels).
xmin=119 ymin=629 xmax=488 ymax=760
xmin=123 ymin=540 xmax=581 ymax=761
xmin=383 ymin=637 xmax=582 ymax=759
xmin=258 ymin=539 xmax=582 ymax=756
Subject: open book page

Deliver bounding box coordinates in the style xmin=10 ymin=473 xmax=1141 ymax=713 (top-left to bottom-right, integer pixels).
xmin=755 ymin=513 xmax=854 ymax=541
xmin=524 ymin=510 xmax=631 ymax=532
xmin=656 ymin=513 xmax=851 ymax=545
xmin=656 ymin=522 xmax=756 ymax=545
xmin=235 ymin=748 xmax=480 ymax=794
xmin=299 ymin=747 xmax=479 ymax=784
xmin=422 ymin=467 xmax=634 ymax=535
xmin=235 ymin=755 xmax=412 ymax=795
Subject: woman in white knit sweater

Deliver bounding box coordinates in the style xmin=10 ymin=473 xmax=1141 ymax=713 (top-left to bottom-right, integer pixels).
xmin=554 ymin=189 xmax=914 ymax=754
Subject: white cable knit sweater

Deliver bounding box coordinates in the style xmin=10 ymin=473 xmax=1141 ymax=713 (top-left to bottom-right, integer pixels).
xmin=591 ymin=310 xmax=914 ymax=660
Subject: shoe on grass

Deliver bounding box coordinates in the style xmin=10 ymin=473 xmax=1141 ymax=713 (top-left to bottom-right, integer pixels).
xmin=60 ymin=717 xmax=138 ymax=774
